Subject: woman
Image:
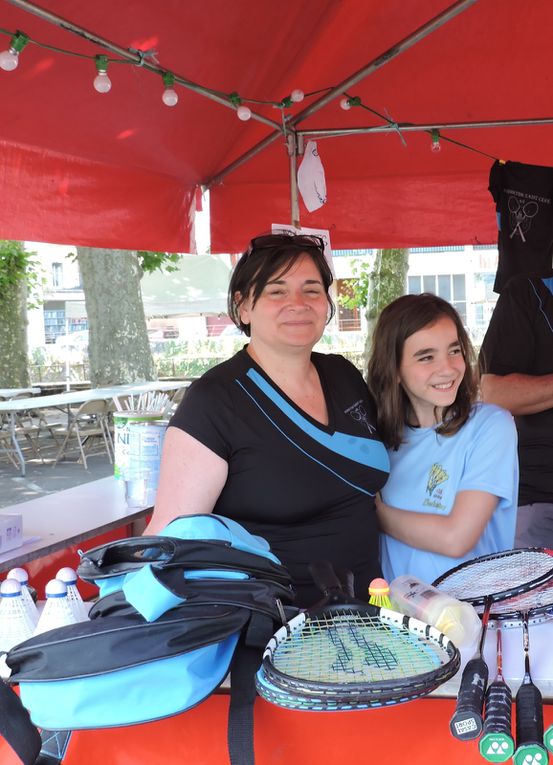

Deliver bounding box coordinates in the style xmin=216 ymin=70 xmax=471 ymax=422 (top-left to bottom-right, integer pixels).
xmin=146 ymin=233 xmax=389 ymax=606
xmin=367 ymin=293 xmax=518 ymax=584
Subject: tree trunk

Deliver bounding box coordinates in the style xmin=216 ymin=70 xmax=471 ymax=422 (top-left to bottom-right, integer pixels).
xmin=0 ymin=278 xmax=29 ymax=387
xmin=77 ymin=248 xmax=155 ymax=386
xmin=363 ymin=248 xmax=409 ymax=365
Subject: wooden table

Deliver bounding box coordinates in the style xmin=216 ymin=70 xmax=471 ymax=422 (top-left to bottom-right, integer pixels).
xmin=0 ymin=476 xmax=150 ymax=572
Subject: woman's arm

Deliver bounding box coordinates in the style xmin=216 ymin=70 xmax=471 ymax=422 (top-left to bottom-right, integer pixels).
xmin=144 ymin=426 xmax=229 ymax=535
xmin=376 ymin=490 xmax=499 ymax=558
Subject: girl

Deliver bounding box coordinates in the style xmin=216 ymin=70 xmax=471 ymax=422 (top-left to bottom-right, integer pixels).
xmin=367 ymin=293 xmax=518 ymax=584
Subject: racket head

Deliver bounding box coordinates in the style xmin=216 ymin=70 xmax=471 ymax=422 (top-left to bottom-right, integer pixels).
xmin=432 ymin=548 xmax=553 ymax=606
xmin=260 ymin=601 xmax=460 ymax=705
xmin=473 ymin=581 xmax=553 ymax=627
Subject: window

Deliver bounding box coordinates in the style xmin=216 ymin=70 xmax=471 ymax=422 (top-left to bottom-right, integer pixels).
xmin=51 ymin=262 xmax=63 ymax=288
xmin=408 ymin=273 xmax=467 ymax=323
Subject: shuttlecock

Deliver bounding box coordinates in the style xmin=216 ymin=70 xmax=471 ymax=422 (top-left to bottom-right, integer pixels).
xmin=0 ymin=578 xmax=35 ymax=677
xmin=368 ymin=578 xmax=392 ymax=608
xmin=7 ymin=567 xmax=39 ymax=627
xmin=34 ymin=579 xmax=78 ymax=636
xmin=56 ymin=567 xmax=89 ymax=622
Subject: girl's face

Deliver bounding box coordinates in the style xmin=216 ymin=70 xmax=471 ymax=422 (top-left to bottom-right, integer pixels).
xmin=398 ymin=314 xmax=466 ymax=428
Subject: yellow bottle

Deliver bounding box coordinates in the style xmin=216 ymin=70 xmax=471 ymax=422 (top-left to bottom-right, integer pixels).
xmin=389 ymin=574 xmax=481 ymax=648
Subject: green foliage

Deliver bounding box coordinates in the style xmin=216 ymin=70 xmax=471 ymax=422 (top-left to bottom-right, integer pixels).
xmin=338 ymin=249 xmax=409 ymax=316
xmin=137 ymin=251 xmax=182 ymax=274
xmin=0 ymin=241 xmax=42 ymax=308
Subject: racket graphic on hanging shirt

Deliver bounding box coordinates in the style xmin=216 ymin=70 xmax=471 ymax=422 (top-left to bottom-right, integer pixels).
xmin=433 ymin=547 xmax=553 ymax=741
xmin=256 ymin=561 xmax=460 ymax=710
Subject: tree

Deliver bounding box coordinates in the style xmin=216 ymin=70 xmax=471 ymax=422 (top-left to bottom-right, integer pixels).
xmin=0 ymin=242 xmax=40 ymax=387
xmin=339 ymin=248 xmax=409 ymax=367
xmin=77 ymin=248 xmax=180 ymax=386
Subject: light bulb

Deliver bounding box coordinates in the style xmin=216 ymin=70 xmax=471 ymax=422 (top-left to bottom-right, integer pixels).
xmin=290 ymin=89 xmax=304 ymax=103
xmin=161 ymin=72 xmax=178 ymax=107
xmin=93 ymin=71 xmax=112 ymax=93
xmin=340 ymin=96 xmax=351 ymax=111
xmin=0 ymin=32 xmax=29 ymax=72
xmin=430 ymin=129 xmax=441 ymax=153
xmin=162 ymin=87 xmax=178 ymax=106
xmin=237 ymin=105 xmax=252 ymax=121
xmin=0 ymin=49 xmax=19 ymax=71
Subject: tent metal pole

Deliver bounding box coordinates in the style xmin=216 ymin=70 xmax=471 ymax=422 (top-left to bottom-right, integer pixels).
xmin=299 ymin=117 xmax=553 ymax=139
xmin=7 ymin=0 xmax=283 ymax=131
xmin=287 ymin=133 xmax=301 ymax=229
xmin=205 ymin=0 xmax=479 ymax=187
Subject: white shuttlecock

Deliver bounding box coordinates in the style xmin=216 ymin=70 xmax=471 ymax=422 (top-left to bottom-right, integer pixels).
xmin=7 ymin=567 xmax=39 ymax=627
xmin=33 ymin=579 xmax=78 ymax=636
xmin=56 ymin=567 xmax=89 ymax=622
xmin=0 ymin=579 xmax=35 ymax=675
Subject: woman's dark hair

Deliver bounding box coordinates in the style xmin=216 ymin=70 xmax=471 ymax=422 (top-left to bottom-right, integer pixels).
xmin=228 ymin=233 xmax=335 ymax=336
xmin=367 ymin=293 xmax=478 ymax=450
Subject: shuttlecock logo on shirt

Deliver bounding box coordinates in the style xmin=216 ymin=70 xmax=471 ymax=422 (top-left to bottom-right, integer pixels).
xmin=297 ymin=140 xmax=327 ymax=212
xmin=426 ymin=463 xmax=448 ymax=495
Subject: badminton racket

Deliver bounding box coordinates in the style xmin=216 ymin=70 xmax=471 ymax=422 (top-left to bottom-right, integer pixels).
xmin=479 ymin=626 xmax=514 ymax=762
xmin=433 ymin=547 xmax=553 ymax=741
xmin=256 ymin=561 xmax=460 ymax=710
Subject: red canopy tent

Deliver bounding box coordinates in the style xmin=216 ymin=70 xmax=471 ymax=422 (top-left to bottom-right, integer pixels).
xmin=0 ymin=0 xmax=552 ymax=253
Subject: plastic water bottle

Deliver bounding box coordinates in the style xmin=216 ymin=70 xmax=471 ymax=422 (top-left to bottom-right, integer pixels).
xmin=389 ymin=574 xmax=482 ymax=647
xmin=56 ymin=567 xmax=89 ymax=622
xmin=7 ymin=567 xmax=39 ymax=627
xmin=34 ymin=579 xmax=78 ymax=636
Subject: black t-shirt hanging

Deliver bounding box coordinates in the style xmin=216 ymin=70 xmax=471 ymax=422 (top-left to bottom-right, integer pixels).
xmin=489 ymin=159 xmax=553 ymax=293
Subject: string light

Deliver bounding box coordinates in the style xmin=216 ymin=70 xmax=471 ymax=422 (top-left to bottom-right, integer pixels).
xmin=93 ymin=54 xmax=111 ymax=93
xmin=340 ymin=95 xmax=361 ymax=111
xmin=0 ymin=31 xmax=28 ymax=72
xmin=161 ymin=72 xmax=178 ymax=107
xmin=290 ymin=88 xmax=304 ymax=103
xmin=229 ymin=91 xmax=252 ymax=121
xmin=431 ymin=128 xmax=441 ymax=153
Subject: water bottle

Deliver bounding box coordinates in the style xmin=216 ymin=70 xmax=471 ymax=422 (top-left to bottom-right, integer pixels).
xmin=389 ymin=574 xmax=482 ymax=647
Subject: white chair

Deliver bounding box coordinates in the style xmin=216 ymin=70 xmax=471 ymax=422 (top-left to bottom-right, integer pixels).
xmin=53 ymin=399 xmax=113 ymax=469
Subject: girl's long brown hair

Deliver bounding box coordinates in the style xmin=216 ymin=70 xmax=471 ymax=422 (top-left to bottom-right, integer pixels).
xmin=367 ymin=293 xmax=478 ymax=450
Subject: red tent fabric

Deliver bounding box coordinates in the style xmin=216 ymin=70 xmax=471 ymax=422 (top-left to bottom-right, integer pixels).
xmin=0 ymin=0 xmax=552 ymax=252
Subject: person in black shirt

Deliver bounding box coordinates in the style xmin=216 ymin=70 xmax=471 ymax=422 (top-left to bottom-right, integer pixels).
xmin=479 ymin=270 xmax=553 ymax=547
xmin=145 ymin=233 xmax=389 ymax=606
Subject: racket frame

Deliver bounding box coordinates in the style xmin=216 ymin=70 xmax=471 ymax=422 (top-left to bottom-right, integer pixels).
xmin=260 ymin=601 xmax=460 ymax=704
xmin=433 ymin=547 xmax=553 ymax=606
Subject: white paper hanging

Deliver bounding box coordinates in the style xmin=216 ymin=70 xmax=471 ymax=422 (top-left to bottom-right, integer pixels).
xmin=297 ymin=140 xmax=327 ymax=212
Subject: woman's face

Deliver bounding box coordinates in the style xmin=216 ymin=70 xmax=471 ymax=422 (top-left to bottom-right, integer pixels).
xmin=239 ymin=253 xmax=329 ymax=353
xmin=398 ymin=314 xmax=466 ymax=427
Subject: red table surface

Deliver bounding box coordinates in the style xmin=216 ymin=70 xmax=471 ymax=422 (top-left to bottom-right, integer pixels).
xmin=2 ymin=694 xmax=552 ymax=765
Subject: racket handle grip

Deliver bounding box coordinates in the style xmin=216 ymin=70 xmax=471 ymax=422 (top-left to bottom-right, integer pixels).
xmin=483 ymin=680 xmax=513 ymax=737
xmin=479 ymin=681 xmax=514 ymax=762
xmin=515 ymin=682 xmax=544 ymax=749
xmin=449 ymin=657 xmax=488 ymax=741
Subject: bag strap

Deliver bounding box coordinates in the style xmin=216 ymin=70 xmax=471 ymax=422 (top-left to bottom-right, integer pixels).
xmin=35 ymin=730 xmax=72 ymax=764
xmin=227 ymin=639 xmax=261 ymax=765
xmin=0 ymin=678 xmax=42 ymax=765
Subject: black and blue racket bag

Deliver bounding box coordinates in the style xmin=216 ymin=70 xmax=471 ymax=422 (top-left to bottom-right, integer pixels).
xmin=0 ymin=514 xmax=295 ymax=765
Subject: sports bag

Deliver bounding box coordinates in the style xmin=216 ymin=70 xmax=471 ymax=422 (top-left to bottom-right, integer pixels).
xmin=0 ymin=514 xmax=295 ymax=765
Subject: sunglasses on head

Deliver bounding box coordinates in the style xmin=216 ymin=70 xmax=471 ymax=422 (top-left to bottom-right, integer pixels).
xmin=248 ymin=233 xmax=325 ymax=254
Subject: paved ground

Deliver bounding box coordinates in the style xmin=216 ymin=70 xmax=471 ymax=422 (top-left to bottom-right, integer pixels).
xmin=0 ymin=448 xmax=114 ymax=509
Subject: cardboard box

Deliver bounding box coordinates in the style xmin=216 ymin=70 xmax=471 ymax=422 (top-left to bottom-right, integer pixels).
xmin=0 ymin=514 xmax=22 ymax=553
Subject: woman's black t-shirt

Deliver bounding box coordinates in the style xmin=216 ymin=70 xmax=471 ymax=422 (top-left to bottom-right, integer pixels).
xmin=170 ymin=348 xmax=389 ymax=606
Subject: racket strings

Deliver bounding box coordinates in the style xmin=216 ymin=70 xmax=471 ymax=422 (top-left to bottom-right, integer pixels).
xmin=435 ymin=549 xmax=553 ymax=601
xmin=271 ymin=611 xmax=447 ymax=685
